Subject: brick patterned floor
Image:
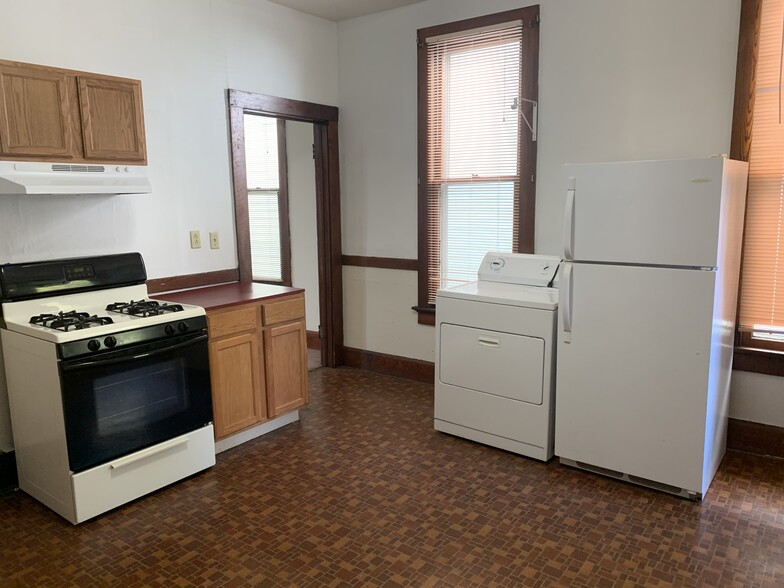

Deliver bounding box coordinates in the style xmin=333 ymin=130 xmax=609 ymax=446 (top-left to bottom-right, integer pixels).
xmin=1 ymin=367 xmax=783 ymax=587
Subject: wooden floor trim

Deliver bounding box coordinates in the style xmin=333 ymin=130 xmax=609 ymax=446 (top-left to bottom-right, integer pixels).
xmin=341 ymin=346 xmax=434 ymax=383
xmin=727 ymin=418 xmax=784 ymax=459
xmin=307 ymin=331 xmax=321 ymax=350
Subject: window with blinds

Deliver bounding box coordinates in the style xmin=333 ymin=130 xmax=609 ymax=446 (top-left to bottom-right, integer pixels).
xmin=738 ymin=0 xmax=784 ymax=347
xmin=417 ymin=7 xmax=539 ymax=312
xmin=244 ymin=114 xmax=286 ymax=283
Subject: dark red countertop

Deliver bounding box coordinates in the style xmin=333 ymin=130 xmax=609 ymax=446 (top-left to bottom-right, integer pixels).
xmin=153 ymin=282 xmax=304 ymax=312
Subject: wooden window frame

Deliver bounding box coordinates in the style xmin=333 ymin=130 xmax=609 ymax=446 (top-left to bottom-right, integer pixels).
xmin=415 ymin=6 xmax=540 ymax=325
xmin=731 ymin=0 xmax=784 ymax=376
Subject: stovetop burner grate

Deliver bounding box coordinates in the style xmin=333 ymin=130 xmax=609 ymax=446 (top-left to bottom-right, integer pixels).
xmin=29 ymin=311 xmax=115 ymax=332
xmin=106 ymin=299 xmax=185 ymax=317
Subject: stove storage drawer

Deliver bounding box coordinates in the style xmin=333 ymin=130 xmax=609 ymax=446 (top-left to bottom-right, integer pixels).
xmin=262 ymin=297 xmax=305 ymax=326
xmin=207 ymin=305 xmax=259 ymax=339
xmin=72 ymin=424 xmax=215 ymax=524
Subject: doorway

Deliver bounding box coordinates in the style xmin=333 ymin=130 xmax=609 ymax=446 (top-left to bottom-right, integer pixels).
xmin=227 ymin=90 xmax=343 ymax=368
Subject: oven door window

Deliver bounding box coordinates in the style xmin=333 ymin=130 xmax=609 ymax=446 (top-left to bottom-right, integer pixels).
xmin=59 ymin=334 xmax=212 ymax=473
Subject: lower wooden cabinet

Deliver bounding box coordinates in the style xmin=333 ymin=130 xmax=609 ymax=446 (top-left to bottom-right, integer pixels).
xmin=207 ymin=293 xmax=307 ymax=439
xmin=265 ymin=320 xmax=308 ymax=417
xmin=209 ymin=331 xmax=266 ymax=438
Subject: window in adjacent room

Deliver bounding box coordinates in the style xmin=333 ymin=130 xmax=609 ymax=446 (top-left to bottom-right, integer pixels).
xmin=243 ymin=114 xmax=291 ymax=285
xmin=736 ymin=0 xmax=784 ymax=354
xmin=416 ymin=6 xmax=540 ymax=323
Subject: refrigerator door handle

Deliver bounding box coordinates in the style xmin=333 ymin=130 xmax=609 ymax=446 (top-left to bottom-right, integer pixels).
xmin=562 ymin=262 xmax=573 ymax=343
xmin=563 ymin=178 xmax=576 ymax=260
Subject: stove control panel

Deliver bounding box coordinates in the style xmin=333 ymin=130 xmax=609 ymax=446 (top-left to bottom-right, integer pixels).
xmin=57 ymin=316 xmax=208 ymax=360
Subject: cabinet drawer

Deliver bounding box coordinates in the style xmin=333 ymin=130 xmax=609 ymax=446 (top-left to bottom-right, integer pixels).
xmin=263 ymin=297 xmax=305 ymax=326
xmin=208 ymin=306 xmax=259 ymax=339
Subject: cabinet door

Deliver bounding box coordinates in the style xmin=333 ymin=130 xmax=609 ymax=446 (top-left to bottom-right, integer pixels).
xmin=0 ymin=64 xmax=74 ymax=157
xmin=264 ymin=320 xmax=308 ymax=417
xmin=209 ymin=332 xmax=266 ymax=438
xmin=77 ymin=76 xmax=146 ymax=162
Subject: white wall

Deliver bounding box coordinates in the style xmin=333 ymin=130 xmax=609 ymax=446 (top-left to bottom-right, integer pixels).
xmin=287 ymin=121 xmax=320 ymax=333
xmin=338 ymin=0 xmax=741 ymax=361
xmin=0 ymin=0 xmax=338 ymax=452
xmin=337 ymin=0 xmax=783 ymax=427
xmin=730 ymin=371 xmax=784 ymax=427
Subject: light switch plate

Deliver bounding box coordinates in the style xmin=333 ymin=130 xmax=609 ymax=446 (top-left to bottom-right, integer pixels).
xmin=190 ymin=230 xmax=201 ymax=249
xmin=209 ymin=231 xmax=219 ymax=249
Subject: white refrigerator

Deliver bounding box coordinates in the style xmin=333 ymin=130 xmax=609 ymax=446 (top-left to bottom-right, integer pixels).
xmin=554 ymin=157 xmax=748 ymax=499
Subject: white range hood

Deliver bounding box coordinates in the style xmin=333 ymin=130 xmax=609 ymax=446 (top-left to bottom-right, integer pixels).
xmin=0 ymin=161 xmax=151 ymax=195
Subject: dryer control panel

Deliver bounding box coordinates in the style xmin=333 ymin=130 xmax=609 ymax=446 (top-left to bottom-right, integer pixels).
xmin=478 ymin=252 xmax=561 ymax=287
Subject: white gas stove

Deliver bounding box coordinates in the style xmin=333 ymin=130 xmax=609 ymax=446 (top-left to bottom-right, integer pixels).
xmin=0 ymin=253 xmax=215 ymax=524
xmin=2 ymin=284 xmax=206 ymax=344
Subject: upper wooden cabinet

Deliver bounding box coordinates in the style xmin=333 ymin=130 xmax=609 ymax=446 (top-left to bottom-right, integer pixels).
xmin=0 ymin=63 xmax=75 ymax=158
xmin=0 ymin=59 xmax=147 ymax=165
xmin=78 ymin=76 xmax=146 ymax=162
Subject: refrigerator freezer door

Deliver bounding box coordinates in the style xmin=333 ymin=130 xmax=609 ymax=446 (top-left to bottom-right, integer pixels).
xmin=564 ymin=158 xmax=724 ymax=268
xmin=555 ymin=262 xmax=716 ymax=494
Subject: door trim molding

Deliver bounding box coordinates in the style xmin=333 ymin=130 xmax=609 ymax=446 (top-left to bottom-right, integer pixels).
xmin=228 ymin=90 xmax=343 ymax=367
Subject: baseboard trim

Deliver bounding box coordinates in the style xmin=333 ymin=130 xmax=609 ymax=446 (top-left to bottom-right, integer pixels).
xmin=727 ymin=418 xmax=784 ymax=459
xmin=342 ymin=346 xmax=434 ymax=383
xmin=0 ymin=451 xmax=18 ymax=494
xmin=307 ymin=331 xmax=321 ymax=350
xmin=214 ymin=411 xmax=299 ymax=454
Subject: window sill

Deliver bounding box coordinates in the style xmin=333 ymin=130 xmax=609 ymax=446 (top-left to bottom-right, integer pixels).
xmin=733 ymin=346 xmax=784 ymax=377
xmin=412 ymin=305 xmax=435 ymax=326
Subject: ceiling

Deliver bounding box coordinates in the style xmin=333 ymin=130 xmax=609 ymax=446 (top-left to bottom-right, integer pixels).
xmin=267 ymin=0 xmax=427 ymax=22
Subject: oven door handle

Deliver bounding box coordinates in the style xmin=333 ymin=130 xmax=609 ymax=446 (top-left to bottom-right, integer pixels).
xmin=60 ymin=334 xmax=209 ymax=371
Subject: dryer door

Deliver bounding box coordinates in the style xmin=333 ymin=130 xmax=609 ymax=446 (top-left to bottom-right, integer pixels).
xmin=439 ymin=324 xmax=544 ymax=405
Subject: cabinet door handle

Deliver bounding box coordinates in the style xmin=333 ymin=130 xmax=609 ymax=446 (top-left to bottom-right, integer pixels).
xmin=478 ymin=337 xmax=500 ymax=348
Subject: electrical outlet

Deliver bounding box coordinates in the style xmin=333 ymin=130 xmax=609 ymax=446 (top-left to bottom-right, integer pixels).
xmin=209 ymin=231 xmax=220 ymax=249
xmin=189 ymin=230 xmax=201 ymax=249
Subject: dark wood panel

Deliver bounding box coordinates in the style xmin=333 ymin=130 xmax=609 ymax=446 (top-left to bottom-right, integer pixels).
xmin=313 ymin=120 xmax=345 ymax=368
xmin=146 ymin=268 xmax=239 ymax=294
xmin=229 ymin=90 xmax=338 ymax=122
xmin=727 ymin=418 xmax=784 ymax=459
xmin=306 ymin=330 xmax=321 ymax=350
xmin=733 ymin=347 xmax=784 ymax=377
xmin=730 ymin=0 xmax=762 ymax=162
xmin=342 ymin=255 xmax=418 ymax=271
xmin=342 ymin=346 xmax=435 ymax=384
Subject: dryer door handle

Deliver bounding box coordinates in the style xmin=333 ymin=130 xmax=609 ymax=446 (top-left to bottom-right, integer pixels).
xmin=478 ymin=337 xmax=500 ymax=348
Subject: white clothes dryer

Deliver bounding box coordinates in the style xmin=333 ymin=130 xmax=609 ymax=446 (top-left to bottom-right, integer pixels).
xmin=434 ymin=253 xmax=561 ymax=461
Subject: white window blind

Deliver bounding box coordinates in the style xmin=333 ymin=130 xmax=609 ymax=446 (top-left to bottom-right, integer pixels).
xmin=244 ymin=114 xmax=282 ymax=282
xmin=738 ymin=0 xmax=784 ymax=339
xmin=425 ymin=22 xmax=522 ymax=303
